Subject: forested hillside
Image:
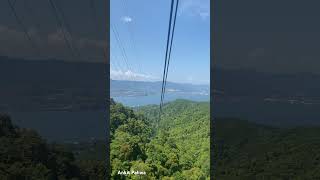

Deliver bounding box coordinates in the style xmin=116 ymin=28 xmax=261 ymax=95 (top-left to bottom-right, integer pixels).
xmin=214 ymin=118 xmax=320 ymax=179
xmin=110 ymin=99 xmax=210 ymax=179
xmin=0 ymin=114 xmax=106 ymax=179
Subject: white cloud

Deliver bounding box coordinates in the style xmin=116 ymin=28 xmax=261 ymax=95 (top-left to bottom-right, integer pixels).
xmin=179 ymin=0 xmax=210 ymax=20
xmin=121 ymin=16 xmax=133 ymax=23
xmin=0 ymin=25 xmax=39 ymax=58
xmin=0 ymin=25 xmax=106 ymax=62
xmin=47 ymin=28 xmax=105 ymax=49
xmin=110 ymin=69 xmax=159 ymax=81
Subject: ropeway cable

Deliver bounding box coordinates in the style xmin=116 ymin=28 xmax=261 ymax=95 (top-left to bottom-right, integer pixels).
xmin=158 ymin=0 xmax=179 ymax=126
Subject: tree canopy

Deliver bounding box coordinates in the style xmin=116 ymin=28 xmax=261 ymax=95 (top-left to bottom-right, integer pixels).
xmin=110 ymin=99 xmax=210 ymax=179
xmin=0 ymin=113 xmax=106 ymax=179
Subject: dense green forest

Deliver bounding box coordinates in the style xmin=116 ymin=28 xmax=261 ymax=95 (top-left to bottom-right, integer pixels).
xmin=110 ymin=99 xmax=210 ymax=179
xmin=3 ymin=99 xmax=320 ymax=179
xmin=214 ymin=118 xmax=320 ymax=179
xmin=0 ymin=114 xmax=106 ymax=179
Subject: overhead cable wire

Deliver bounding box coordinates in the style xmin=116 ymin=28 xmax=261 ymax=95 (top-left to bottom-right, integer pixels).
xmin=89 ymin=0 xmax=100 ymax=35
xmin=47 ymin=0 xmax=77 ymax=59
xmin=7 ymin=0 xmax=38 ymax=53
xmin=162 ymin=0 xmax=179 ymax=108
xmin=120 ymin=0 xmax=143 ymax=75
xmin=111 ymin=0 xmax=141 ymax=77
xmin=11 ymin=0 xmax=18 ymax=7
xmin=159 ymin=0 xmax=176 ymax=116
xmin=110 ymin=47 xmax=122 ymax=71
xmin=159 ymin=0 xmax=177 ymax=125
xmin=89 ymin=0 xmax=109 ymax=62
xmin=111 ymin=24 xmax=135 ymax=81
xmin=22 ymin=0 xmax=41 ymax=34
xmin=54 ymin=0 xmax=81 ymax=58
xmin=111 ymin=24 xmax=131 ymax=70
xmin=110 ymin=45 xmax=125 ymax=71
xmin=21 ymin=0 xmax=47 ymax=57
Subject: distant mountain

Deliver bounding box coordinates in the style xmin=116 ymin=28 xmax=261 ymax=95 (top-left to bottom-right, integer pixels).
xmin=214 ymin=67 xmax=320 ymax=99
xmin=0 ymin=56 xmax=106 ymax=88
xmin=0 ymin=57 xmax=106 ymax=111
xmin=111 ymin=79 xmax=209 ymax=97
xmin=112 ymin=67 xmax=320 ymax=100
xmin=213 ymin=67 xmax=320 ymax=127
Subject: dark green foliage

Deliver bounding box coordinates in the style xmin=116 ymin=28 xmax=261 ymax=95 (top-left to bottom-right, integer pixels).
xmin=214 ymin=118 xmax=320 ymax=179
xmin=110 ymin=99 xmax=210 ymax=179
xmin=0 ymin=113 xmax=105 ymax=179
xmin=110 ymin=99 xmax=138 ymax=136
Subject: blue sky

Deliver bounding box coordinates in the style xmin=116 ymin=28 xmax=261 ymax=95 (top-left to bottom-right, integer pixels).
xmin=110 ymin=0 xmax=210 ymax=85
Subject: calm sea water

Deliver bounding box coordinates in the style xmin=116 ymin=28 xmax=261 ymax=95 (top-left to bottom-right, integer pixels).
xmin=10 ymin=93 xmax=320 ymax=142
xmin=7 ymin=93 xmax=208 ymax=142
